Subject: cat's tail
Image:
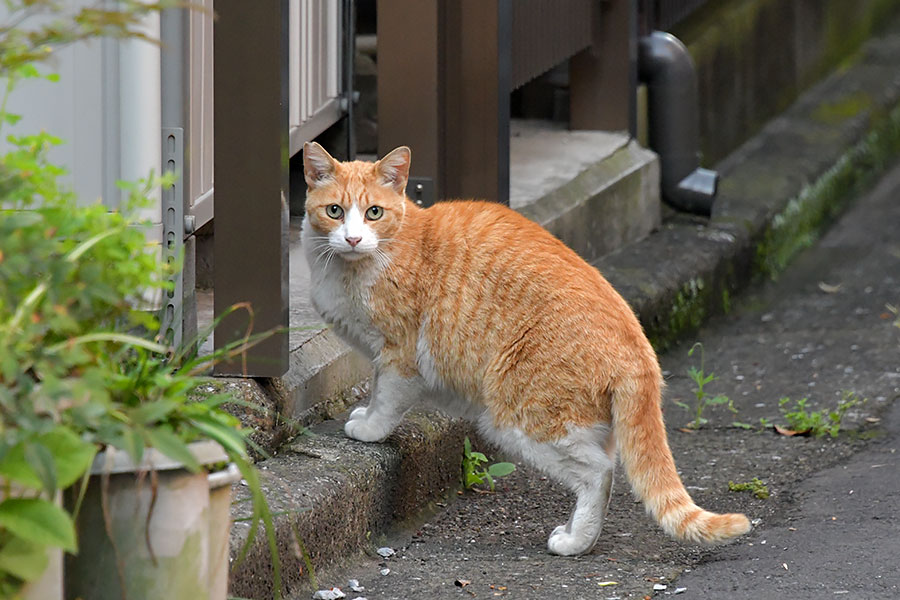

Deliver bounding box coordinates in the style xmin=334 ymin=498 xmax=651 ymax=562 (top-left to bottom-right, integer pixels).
xmin=612 ymin=370 xmax=751 ymax=544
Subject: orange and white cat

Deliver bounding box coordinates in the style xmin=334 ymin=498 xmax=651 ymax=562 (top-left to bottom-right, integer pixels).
xmin=301 ymin=142 xmax=750 ymax=556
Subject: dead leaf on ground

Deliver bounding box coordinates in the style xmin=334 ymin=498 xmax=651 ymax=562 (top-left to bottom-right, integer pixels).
xmin=678 ymin=428 xmax=698 ymax=434
xmin=455 ymin=579 xmax=471 ymax=588
xmin=865 ymin=417 xmax=881 ymax=423
xmin=774 ymin=424 xmax=811 ymax=437
xmin=818 ymin=281 xmax=843 ymax=293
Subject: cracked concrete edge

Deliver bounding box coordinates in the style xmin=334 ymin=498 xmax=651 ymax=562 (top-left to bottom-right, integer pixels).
xmin=229 ymin=411 xmax=472 ymax=599
xmin=227 ymin=31 xmax=900 ymax=599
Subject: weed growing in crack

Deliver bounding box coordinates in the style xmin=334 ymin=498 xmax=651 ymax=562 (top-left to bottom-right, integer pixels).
xmin=675 ymin=343 xmax=739 ymax=429
xmin=728 ymin=477 xmax=770 ymax=499
xmin=777 ymin=391 xmax=864 ymax=438
xmin=462 ymin=437 xmax=516 ymax=491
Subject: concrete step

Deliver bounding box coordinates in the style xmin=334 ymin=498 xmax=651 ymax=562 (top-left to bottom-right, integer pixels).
xmin=511 ymin=121 xmax=660 ymax=263
xmin=227 ymin=22 xmax=900 ymax=599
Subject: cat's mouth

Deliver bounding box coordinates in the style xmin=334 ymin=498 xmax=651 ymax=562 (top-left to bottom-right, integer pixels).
xmin=339 ymin=247 xmax=372 ymax=261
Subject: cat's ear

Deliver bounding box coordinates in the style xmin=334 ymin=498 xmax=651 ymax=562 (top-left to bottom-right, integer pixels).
xmin=375 ymin=146 xmax=411 ymax=195
xmin=303 ymin=141 xmax=337 ymax=189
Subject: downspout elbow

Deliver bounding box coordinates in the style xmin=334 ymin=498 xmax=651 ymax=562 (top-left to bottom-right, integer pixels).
xmin=639 ymin=31 xmax=717 ymax=216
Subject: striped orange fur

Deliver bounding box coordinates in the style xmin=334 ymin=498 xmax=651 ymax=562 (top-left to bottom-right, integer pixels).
xmin=302 ymin=142 xmax=750 ymax=555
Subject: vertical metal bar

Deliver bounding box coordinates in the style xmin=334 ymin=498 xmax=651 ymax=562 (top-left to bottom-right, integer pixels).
xmin=160 ymin=128 xmax=184 ymax=349
xmin=343 ymin=0 xmax=356 ymax=159
xmin=213 ymin=0 xmax=289 ymax=377
xmin=569 ymin=0 xmax=637 ymax=135
xmin=101 ymin=37 xmax=121 ymax=211
xmin=160 ymin=6 xmax=187 ymax=350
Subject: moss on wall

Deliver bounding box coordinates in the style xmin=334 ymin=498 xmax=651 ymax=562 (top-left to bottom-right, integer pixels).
xmin=757 ymin=102 xmax=900 ymax=279
xmin=671 ymin=0 xmax=900 ymax=164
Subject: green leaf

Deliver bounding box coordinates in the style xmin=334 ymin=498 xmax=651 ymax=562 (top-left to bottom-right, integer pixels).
xmin=16 ymin=64 xmax=40 ymax=79
xmin=130 ymin=399 xmax=178 ymax=425
xmin=731 ymin=422 xmax=754 ymax=430
xmin=468 ymin=451 xmax=487 ymax=463
xmin=0 ymin=444 xmax=40 ymax=492
xmin=2 ymin=113 xmax=22 ymax=126
xmin=464 ymin=437 xmax=472 ymax=456
xmin=0 ymin=536 xmax=50 ymax=582
xmin=189 ymin=418 xmax=246 ymax=457
xmin=23 ymin=442 xmax=57 ymax=497
xmin=487 ymin=462 xmax=516 ymax=477
xmin=707 ymin=395 xmax=731 ymax=405
xmin=119 ymin=427 xmax=145 ymax=467
xmin=38 ymin=428 xmax=96 ymax=489
xmin=466 ymin=472 xmax=484 ymax=487
xmin=145 ymin=427 xmax=200 ymax=473
xmin=0 ymin=498 xmax=77 ymax=553
xmin=0 ymin=428 xmax=95 ymax=493
xmin=673 ymin=400 xmax=690 ymax=411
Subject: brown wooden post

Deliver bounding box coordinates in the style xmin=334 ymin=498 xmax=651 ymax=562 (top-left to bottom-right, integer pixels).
xmin=213 ymin=0 xmax=289 ymax=376
xmin=377 ymin=0 xmax=444 ymax=204
xmin=569 ymin=0 xmax=637 ymax=134
xmin=444 ymin=0 xmax=512 ymax=204
xmin=377 ymin=0 xmax=511 ymax=205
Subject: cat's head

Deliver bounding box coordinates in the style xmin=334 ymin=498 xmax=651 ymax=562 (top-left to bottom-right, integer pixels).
xmin=303 ymin=142 xmax=411 ymax=262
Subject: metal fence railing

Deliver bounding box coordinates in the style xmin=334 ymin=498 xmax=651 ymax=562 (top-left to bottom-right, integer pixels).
xmin=289 ymin=0 xmax=345 ymax=156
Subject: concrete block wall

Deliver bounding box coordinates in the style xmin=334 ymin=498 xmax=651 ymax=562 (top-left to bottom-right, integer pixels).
xmin=674 ymin=0 xmax=900 ymax=164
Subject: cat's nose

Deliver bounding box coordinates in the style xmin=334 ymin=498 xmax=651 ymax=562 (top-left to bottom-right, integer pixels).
xmin=345 ymin=236 xmax=362 ymax=248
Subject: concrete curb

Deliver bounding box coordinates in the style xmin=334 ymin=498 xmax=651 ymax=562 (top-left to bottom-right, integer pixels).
xmin=229 ymin=27 xmax=900 ymax=600
xmin=518 ymin=139 xmax=661 ymax=263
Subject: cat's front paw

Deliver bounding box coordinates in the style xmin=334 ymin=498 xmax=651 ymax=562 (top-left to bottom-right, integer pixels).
xmin=547 ymin=525 xmax=592 ymax=557
xmin=344 ymin=414 xmax=391 ymax=443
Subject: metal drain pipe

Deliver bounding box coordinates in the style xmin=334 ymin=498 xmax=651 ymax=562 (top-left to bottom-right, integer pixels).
xmin=639 ymin=31 xmax=718 ymax=216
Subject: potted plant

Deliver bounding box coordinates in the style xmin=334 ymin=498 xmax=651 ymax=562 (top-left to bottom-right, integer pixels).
xmin=0 ymin=130 xmax=281 ymax=600
xmin=0 ymin=3 xmax=281 ymax=598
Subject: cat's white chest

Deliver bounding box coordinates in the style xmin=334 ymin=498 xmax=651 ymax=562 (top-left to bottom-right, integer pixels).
xmin=302 ymin=220 xmax=384 ymax=359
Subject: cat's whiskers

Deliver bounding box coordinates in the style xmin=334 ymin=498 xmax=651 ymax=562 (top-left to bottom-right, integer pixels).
xmin=373 ymin=247 xmax=394 ymax=277
xmin=312 ymin=245 xmax=338 ymax=271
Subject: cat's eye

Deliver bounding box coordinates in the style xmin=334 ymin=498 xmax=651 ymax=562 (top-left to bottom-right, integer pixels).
xmin=325 ymin=204 xmax=343 ymax=219
xmin=365 ymin=206 xmax=384 ymax=220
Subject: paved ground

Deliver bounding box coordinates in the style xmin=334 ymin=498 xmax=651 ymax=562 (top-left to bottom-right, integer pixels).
xmin=303 ymin=160 xmax=900 ymax=599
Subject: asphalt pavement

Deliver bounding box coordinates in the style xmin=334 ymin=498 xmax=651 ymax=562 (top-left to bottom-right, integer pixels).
xmin=671 ymin=153 xmax=900 ymax=599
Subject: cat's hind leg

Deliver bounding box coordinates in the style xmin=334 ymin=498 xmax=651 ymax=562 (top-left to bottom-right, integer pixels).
xmin=546 ymin=457 xmax=615 ymax=556
xmin=547 ymin=430 xmax=616 ymax=556
xmin=483 ymin=422 xmax=616 ymax=556
xmin=345 ymin=367 xmax=423 ymax=442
